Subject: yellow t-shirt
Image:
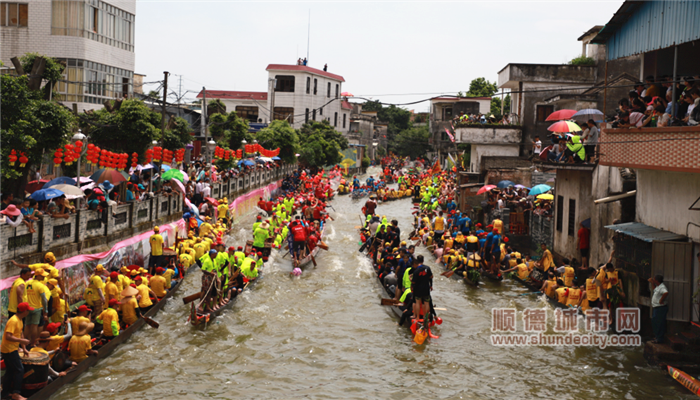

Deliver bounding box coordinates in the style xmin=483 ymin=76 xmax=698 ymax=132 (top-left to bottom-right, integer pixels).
xmin=1 ymin=315 xmax=23 ymax=353
xmin=29 ymin=263 xmax=57 ymax=276
xmin=163 ymin=269 xmax=175 ymax=289
xmin=30 ymin=347 xmax=48 ymax=355
xmin=179 ymin=254 xmax=193 ymax=269
xmin=516 ymin=263 xmax=530 ymax=280
xmin=50 ymin=298 xmax=67 ymax=323
xmin=136 ymin=284 xmax=153 ymax=308
xmin=217 ymin=204 xmax=229 ymax=219
xmin=69 ymin=334 xmax=92 ymax=363
xmin=8 ymin=277 xmax=26 ymax=313
xmin=121 ymin=297 xmax=139 ymax=325
xmin=47 ymin=335 xmax=65 ymax=352
xmin=150 ymin=275 xmax=167 ymax=298
xmin=105 ymin=281 xmax=120 ymax=303
xmin=193 ymin=243 xmax=207 ymax=259
xmin=149 ymin=234 xmax=164 ymax=256
xmin=25 ymin=279 xmax=48 ymax=310
xmin=70 ymin=316 xmax=90 ymax=334
xmin=90 ymin=274 xmax=105 ymax=291
xmin=97 ymin=308 xmax=120 ymax=336
xmin=199 ymin=223 xmax=213 ymax=238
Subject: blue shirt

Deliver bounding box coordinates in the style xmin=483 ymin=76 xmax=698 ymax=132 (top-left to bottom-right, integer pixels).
xmin=126 ymin=190 xmax=134 ymax=202
xmin=491 ymin=234 xmax=501 ymax=252
xmin=484 ymin=232 xmax=494 ymax=251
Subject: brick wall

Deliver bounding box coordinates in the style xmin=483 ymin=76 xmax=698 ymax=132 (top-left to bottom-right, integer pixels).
xmin=599 ymin=126 xmax=700 ymax=173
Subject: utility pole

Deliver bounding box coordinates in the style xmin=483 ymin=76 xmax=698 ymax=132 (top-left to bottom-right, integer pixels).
xmin=269 ymin=78 xmax=276 ymax=123
xmin=161 ymin=71 xmax=169 ymax=135
xmin=201 ymin=87 xmax=208 ymax=163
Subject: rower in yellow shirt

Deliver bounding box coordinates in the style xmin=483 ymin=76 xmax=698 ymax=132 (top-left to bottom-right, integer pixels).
xmin=69 ymin=321 xmax=97 ymax=363
xmin=120 ymin=285 xmax=140 ymax=326
xmin=104 ymin=272 xmax=121 ymax=303
xmin=134 ymin=276 xmax=157 ymax=313
xmin=150 ymin=267 xmax=168 ymax=298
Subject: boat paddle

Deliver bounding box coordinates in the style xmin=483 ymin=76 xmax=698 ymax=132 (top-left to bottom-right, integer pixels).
xmin=519 ymin=291 xmax=542 ymax=296
xmin=143 ymin=315 xmax=160 ymax=329
xmin=306 ymin=244 xmax=317 ymax=267
xmin=318 ymin=241 xmax=329 ymax=251
xmin=183 ymin=292 xmax=202 ymax=304
xmin=381 ymin=298 xmax=402 ymax=306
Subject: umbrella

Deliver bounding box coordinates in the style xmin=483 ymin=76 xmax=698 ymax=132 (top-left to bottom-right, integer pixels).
xmin=571 ymin=109 xmax=604 ymax=122
xmin=476 ymin=185 xmax=497 ymax=195
xmin=161 ymin=169 xmax=186 ymax=182
xmin=545 ymin=109 xmax=577 ymax=121
xmin=45 ymin=176 xmax=76 ymax=187
xmin=90 ymin=168 xmax=127 ymax=185
xmin=272 ymin=156 xmax=281 ymax=161
xmin=258 ymin=157 xmax=274 ymax=163
xmin=205 ymin=197 xmax=219 ymax=206
xmin=30 ymin=188 xmax=64 ymax=201
xmin=73 ymin=176 xmax=93 ymax=185
xmin=341 ymin=92 xmax=354 ymax=97
xmin=514 ymin=184 xmax=530 ymax=190
xmin=238 ymin=160 xmax=255 ymax=167
xmin=160 ymin=165 xmax=171 ymax=172
xmin=497 ymin=180 xmax=515 ymax=189
xmin=25 ymin=179 xmax=49 ymax=194
xmin=547 ymin=120 xmax=582 ymax=133
xmin=49 ymin=184 xmax=85 ymax=199
xmin=169 ymin=178 xmax=186 ymax=194
xmin=255 ymin=159 xmax=265 ymax=164
xmin=537 ymin=194 xmax=554 ymax=200
xmin=129 ymin=164 xmax=154 ymax=174
xmin=92 ymin=188 xmax=104 ymax=195
xmin=581 ymin=218 xmax=591 ymax=229
xmin=529 ymin=184 xmax=552 ymax=196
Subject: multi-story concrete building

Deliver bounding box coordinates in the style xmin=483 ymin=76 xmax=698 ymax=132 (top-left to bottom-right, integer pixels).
xmin=198 ymin=64 xmax=350 ymax=134
xmin=0 ymin=0 xmax=136 ymax=112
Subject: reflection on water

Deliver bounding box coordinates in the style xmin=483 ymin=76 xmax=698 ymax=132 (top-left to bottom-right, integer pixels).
xmin=54 ymin=167 xmax=688 ymax=400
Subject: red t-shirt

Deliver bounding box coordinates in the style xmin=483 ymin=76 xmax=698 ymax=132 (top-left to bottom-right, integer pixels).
xmin=578 ymin=227 xmax=590 ymax=249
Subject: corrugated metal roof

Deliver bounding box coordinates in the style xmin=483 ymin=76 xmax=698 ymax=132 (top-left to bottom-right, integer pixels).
xmin=592 ymin=1 xmax=700 ymax=60
xmin=604 ymin=222 xmax=687 ymax=242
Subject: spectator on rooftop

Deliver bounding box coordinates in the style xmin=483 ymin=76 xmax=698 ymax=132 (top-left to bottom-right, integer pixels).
xmin=645 ymin=76 xmax=660 ymax=97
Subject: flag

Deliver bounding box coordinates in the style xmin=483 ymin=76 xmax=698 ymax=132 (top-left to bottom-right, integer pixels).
xmin=432 ymin=161 xmax=441 ymax=174
xmin=444 ymin=128 xmax=455 ymax=143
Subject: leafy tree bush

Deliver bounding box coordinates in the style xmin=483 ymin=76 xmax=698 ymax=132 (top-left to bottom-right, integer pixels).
xmin=255 ymin=120 xmax=299 ymax=164
xmin=569 ymin=56 xmax=595 ymax=66
xmin=298 ymin=120 xmax=348 ymax=168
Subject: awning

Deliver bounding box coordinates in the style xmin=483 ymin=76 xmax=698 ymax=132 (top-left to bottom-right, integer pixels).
xmin=604 ymin=222 xmax=687 ymax=243
xmin=460 ymin=183 xmax=484 ymax=188
xmin=594 ymin=190 xmax=636 ymax=204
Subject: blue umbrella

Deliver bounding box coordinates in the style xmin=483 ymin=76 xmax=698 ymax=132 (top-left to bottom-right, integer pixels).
xmin=271 ymin=156 xmax=281 ymax=161
xmin=160 ymin=165 xmax=171 ymax=172
xmin=30 ymin=188 xmax=64 ymax=201
xmin=238 ymin=160 xmax=255 ymax=167
xmin=529 ymin=184 xmax=552 ymax=196
xmin=497 ymin=180 xmax=515 ymax=189
xmin=45 ymin=176 xmax=76 ymax=188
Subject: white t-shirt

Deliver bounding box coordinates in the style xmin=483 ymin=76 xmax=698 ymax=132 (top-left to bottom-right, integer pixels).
xmin=202 ymin=185 xmax=211 ymax=198
xmin=534 ymin=140 xmax=542 ymax=154
xmin=652 ymin=283 xmax=668 ymax=308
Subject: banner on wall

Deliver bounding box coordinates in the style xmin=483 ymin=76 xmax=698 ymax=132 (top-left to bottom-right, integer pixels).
xmin=0 ymin=220 xmax=186 ymax=332
xmin=228 ymin=179 xmax=282 ymax=222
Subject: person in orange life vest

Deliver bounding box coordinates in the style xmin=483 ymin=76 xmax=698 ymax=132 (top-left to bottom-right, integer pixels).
xmin=290 ymin=217 xmax=308 ymax=260
xmin=257 ymin=197 xmax=266 ymax=211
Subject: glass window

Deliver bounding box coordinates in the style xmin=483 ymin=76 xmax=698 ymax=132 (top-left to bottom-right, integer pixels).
xmin=273 ymin=107 xmax=294 ymax=123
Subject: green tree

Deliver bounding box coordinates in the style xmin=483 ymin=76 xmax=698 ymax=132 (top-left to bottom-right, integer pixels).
xmin=361 ymin=156 xmax=370 ymax=168
xmin=392 ymin=125 xmax=431 ymax=159
xmin=161 ymin=116 xmax=192 ymax=150
xmin=362 ymin=100 xmax=382 ymax=112
xmin=376 ymin=145 xmax=386 ymax=157
xmin=298 ymin=120 xmax=348 ymax=168
xmin=490 ymin=94 xmax=511 ymax=119
xmin=1 ymin=74 xmax=75 ymax=195
xmin=207 ymin=99 xmax=226 ymax=115
xmin=209 ymin=111 xmax=250 ymax=150
xmin=79 ymin=99 xmax=159 ymax=158
xmin=466 ymin=77 xmax=498 ymax=98
xmin=255 ymin=120 xmax=299 ymax=164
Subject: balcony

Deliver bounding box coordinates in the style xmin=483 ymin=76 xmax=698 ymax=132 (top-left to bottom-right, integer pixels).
xmin=455 ymin=125 xmax=522 ymax=145
xmin=599 ymin=126 xmax=700 ymax=173
xmin=498 ymin=63 xmax=597 ymax=89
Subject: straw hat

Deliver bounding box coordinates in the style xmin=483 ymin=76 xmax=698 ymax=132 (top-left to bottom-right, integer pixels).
xmin=260 ymin=221 xmax=270 ymax=230
xmin=76 ymin=321 xmax=95 ymax=336
xmin=121 ymin=285 xmax=139 ymax=297
xmin=38 ymin=331 xmax=52 ymax=342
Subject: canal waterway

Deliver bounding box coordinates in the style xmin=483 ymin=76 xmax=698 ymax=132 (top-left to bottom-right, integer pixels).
xmin=54 ymin=167 xmax=690 ymax=399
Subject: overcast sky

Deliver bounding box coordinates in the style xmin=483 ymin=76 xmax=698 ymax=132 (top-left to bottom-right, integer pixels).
xmin=135 ymin=0 xmax=623 ymax=112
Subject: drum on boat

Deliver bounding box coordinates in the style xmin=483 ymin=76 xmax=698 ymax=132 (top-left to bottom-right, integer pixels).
xmin=21 ymin=351 xmax=50 ymax=397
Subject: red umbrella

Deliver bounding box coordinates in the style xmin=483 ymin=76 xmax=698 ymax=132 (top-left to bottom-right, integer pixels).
xmin=89 ymin=168 xmax=127 ymax=185
xmin=25 ymin=179 xmax=49 ymax=194
xmin=545 ymin=109 xmax=577 ymax=121
xmin=476 ymin=185 xmax=497 ymax=195
xmin=547 ymin=120 xmax=582 ymax=133
xmin=205 ymin=197 xmax=219 ymax=206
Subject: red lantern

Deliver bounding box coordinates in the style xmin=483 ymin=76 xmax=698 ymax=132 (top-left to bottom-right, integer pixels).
xmin=18 ymin=153 xmax=28 ymax=167
xmin=54 ymin=157 xmax=62 ymax=167
xmin=8 ymin=149 xmax=17 ymax=166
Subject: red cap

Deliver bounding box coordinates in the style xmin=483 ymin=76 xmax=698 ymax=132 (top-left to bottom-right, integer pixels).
xmin=17 ymin=302 xmax=34 ymax=313
xmin=46 ymin=322 xmax=61 ymax=335
xmin=108 ymin=298 xmax=120 ymax=307
xmin=130 ymin=283 xmax=137 ymax=288
xmin=257 ymin=252 xmax=262 ymax=256
xmin=237 ymin=246 xmax=243 ymax=250
xmin=263 ymin=257 xmax=269 ymax=261
xmin=78 ymin=305 xmax=91 ymax=312
xmin=134 ymin=276 xmax=143 ymax=282
xmin=110 ymin=271 xmax=119 ymax=279
xmin=156 ymin=267 xmax=165 ymax=274
xmin=228 ymin=246 xmax=235 ymax=252
xmin=257 ymin=216 xmax=262 ymax=220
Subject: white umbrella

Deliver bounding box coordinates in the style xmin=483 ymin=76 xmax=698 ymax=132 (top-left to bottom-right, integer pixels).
xmin=128 ymin=164 xmax=155 ymax=174
xmin=49 ymin=184 xmax=85 ymax=198
xmin=571 ymin=109 xmax=604 ymax=122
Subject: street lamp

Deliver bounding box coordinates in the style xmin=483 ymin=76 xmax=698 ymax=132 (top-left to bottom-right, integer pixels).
xmin=207 ymin=139 xmax=216 ymax=164
xmin=72 ymin=130 xmax=87 ymax=188
xmin=241 ymin=139 xmax=247 ymax=144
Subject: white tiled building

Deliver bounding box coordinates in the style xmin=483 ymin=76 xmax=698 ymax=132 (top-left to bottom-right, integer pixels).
xmin=197 ymin=64 xmax=351 ymax=134
xmin=0 ymin=0 xmax=136 ymax=112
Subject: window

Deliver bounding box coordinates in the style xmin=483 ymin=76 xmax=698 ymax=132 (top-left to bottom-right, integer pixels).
xmin=51 ymin=0 xmax=134 ymax=51
xmin=568 ymin=199 xmax=576 ymax=236
xmin=334 ymin=112 xmax=338 ymax=127
xmin=235 ymin=106 xmax=258 ymax=123
xmin=273 ymin=107 xmax=294 ymax=123
xmin=1 ymin=3 xmax=28 ymax=27
xmin=556 ymin=195 xmax=564 ymax=232
xmin=312 ymin=109 xmax=316 ymax=121
xmin=335 ymin=84 xmax=339 ymax=99
xmin=536 ymin=105 xmax=554 ymax=122
xmin=442 ymin=107 xmax=453 ymax=120
xmin=327 ymin=82 xmax=331 ymax=97
xmin=306 ymin=77 xmax=310 ymax=94
xmin=343 ymin=113 xmax=346 ymax=128
xmin=319 ymin=107 xmax=323 ymax=116
xmin=305 ymin=108 xmax=309 ymax=123
xmin=54 ymin=58 xmax=132 ymax=103
xmin=274 ymin=75 xmax=295 ymax=93
xmin=313 ymin=78 xmax=317 ymax=95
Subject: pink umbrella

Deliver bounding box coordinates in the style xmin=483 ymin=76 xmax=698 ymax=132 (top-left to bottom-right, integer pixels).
xmin=476 ymin=185 xmax=497 ymax=195
xmin=169 ymin=178 xmax=186 ymax=194
xmin=545 ymin=109 xmax=577 ymax=121
xmin=547 ymin=120 xmax=582 ymax=133
xmin=341 ymin=92 xmax=354 ymax=97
